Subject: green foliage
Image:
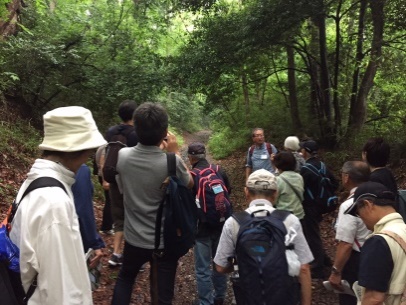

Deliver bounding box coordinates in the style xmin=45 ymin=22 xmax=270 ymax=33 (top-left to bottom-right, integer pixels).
xmin=208 ymin=126 xmax=249 ymax=159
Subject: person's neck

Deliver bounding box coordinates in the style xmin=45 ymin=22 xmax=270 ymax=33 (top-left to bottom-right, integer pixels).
xmin=370 ymin=166 xmax=385 ymax=172
xmin=122 ymin=120 xmax=133 ymax=126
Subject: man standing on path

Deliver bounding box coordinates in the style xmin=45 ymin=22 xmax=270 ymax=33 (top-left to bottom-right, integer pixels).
xmin=299 ymin=139 xmax=338 ymax=279
xmin=328 ymin=161 xmax=370 ymax=305
xmin=214 ymin=169 xmax=313 ymax=305
xmin=345 ymin=182 xmax=406 ymax=305
xmin=188 ymin=142 xmax=231 ymax=305
xmin=105 ymin=100 xmax=138 ymax=267
xmin=111 ymin=102 xmax=194 ymax=305
xmin=245 ymin=128 xmax=278 ymax=180
xmin=10 ymin=106 xmax=106 ymax=304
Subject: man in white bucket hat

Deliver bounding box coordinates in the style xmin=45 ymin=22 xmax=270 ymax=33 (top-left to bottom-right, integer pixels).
xmin=10 ymin=106 xmax=106 ymax=305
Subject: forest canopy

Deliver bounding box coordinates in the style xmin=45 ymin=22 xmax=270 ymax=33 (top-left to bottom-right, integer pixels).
xmin=0 ymin=0 xmax=406 ymax=157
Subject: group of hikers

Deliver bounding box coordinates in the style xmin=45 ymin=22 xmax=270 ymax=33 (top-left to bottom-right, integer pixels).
xmin=0 ymin=100 xmax=405 ymax=305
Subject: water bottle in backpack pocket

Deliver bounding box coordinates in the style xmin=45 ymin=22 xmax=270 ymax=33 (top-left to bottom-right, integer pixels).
xmin=191 ymin=165 xmax=233 ymax=228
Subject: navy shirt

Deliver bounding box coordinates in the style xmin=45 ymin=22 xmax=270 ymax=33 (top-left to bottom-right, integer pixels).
xmin=72 ymin=164 xmax=105 ymax=252
xmin=358 ymin=235 xmax=393 ymax=292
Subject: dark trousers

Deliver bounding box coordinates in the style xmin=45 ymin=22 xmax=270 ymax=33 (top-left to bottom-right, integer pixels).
xmin=101 ymin=190 xmax=113 ymax=231
xmin=303 ymin=206 xmax=325 ymax=274
xmin=111 ymin=242 xmax=180 ymax=305
xmin=339 ymin=250 xmax=360 ymax=305
xmin=98 ymin=176 xmax=113 ymax=231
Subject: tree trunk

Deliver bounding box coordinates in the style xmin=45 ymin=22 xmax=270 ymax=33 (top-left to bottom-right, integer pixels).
xmin=241 ymin=72 xmax=250 ymax=125
xmin=348 ymin=0 xmax=385 ymax=132
xmin=0 ymin=0 xmax=22 ymax=37
xmin=332 ymin=0 xmax=343 ymax=138
xmin=286 ymin=45 xmax=303 ymax=133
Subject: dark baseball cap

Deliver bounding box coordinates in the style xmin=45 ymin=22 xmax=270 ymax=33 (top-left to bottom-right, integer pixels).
xmin=344 ymin=181 xmax=396 ymax=216
xmin=299 ymin=140 xmax=318 ymax=154
xmin=188 ymin=142 xmax=206 ymax=155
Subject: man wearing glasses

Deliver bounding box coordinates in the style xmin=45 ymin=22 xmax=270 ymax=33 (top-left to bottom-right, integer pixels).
xmin=345 ymin=181 xmax=406 ymax=305
xmin=245 ymin=128 xmax=278 ymax=180
xmin=328 ymin=161 xmax=370 ymax=305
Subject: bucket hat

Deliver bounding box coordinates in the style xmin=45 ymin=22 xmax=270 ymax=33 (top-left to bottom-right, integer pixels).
xmin=39 ymin=106 xmax=106 ymax=152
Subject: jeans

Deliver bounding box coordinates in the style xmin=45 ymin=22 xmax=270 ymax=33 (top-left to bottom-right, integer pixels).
xmin=111 ymin=242 xmax=179 ymax=305
xmin=194 ymin=232 xmax=228 ymax=305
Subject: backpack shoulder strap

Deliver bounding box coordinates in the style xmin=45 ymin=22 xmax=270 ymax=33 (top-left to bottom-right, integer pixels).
xmin=302 ymin=163 xmax=320 ymax=176
xmin=9 ymin=177 xmax=67 ymax=224
xmin=249 ymin=145 xmax=254 ymax=157
xmin=166 ymin=152 xmax=177 ymax=177
xmin=232 ymin=211 xmax=251 ymax=225
xmin=378 ymin=230 xmax=406 ymax=254
xmin=271 ymin=209 xmax=291 ymax=222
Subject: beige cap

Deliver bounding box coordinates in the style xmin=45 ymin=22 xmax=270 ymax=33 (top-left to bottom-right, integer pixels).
xmin=246 ymin=169 xmax=277 ymax=191
xmin=39 ymin=106 xmax=107 ymax=152
xmin=284 ymin=136 xmax=300 ymax=151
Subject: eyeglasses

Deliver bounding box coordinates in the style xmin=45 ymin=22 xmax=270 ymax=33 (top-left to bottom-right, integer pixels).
xmin=253 ymin=134 xmax=264 ymax=138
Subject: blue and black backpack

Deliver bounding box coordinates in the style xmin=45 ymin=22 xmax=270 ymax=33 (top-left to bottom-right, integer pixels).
xmin=302 ymin=162 xmax=338 ymax=214
xmin=232 ymin=209 xmax=300 ymax=305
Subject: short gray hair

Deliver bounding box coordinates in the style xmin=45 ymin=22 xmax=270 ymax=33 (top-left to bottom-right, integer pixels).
xmin=188 ymin=153 xmax=206 ymax=160
xmin=342 ymin=161 xmax=370 ymax=184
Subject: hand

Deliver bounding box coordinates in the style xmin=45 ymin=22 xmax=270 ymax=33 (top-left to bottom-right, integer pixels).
xmin=102 ymin=180 xmax=110 ymax=191
xmin=328 ymin=272 xmax=344 ymax=292
xmin=88 ymin=249 xmax=104 ymax=269
xmin=162 ymin=131 xmax=179 ymax=154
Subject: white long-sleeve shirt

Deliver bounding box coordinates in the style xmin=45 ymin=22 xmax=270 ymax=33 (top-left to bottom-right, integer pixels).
xmin=10 ymin=159 xmax=93 ymax=305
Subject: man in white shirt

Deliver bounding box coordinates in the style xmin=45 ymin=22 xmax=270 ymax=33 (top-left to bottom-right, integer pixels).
xmin=214 ymin=169 xmax=313 ymax=305
xmin=10 ymin=107 xmax=106 ymax=305
xmin=328 ymin=161 xmax=371 ymax=305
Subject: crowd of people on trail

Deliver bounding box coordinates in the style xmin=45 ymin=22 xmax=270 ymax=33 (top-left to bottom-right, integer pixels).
xmin=0 ymin=101 xmax=405 ymax=305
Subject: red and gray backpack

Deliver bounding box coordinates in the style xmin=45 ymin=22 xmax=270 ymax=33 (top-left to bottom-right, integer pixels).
xmin=191 ymin=165 xmax=232 ymax=228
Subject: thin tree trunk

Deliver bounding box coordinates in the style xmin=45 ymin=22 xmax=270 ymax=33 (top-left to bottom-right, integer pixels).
xmin=332 ymin=0 xmax=343 ymax=137
xmin=286 ymin=45 xmax=303 ymax=133
xmin=241 ymin=72 xmax=250 ymax=125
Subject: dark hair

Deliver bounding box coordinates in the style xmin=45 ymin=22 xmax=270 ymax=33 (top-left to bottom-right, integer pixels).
xmin=362 ymin=137 xmax=390 ymax=167
xmin=342 ymin=161 xmax=370 ymax=184
xmin=272 ymin=151 xmax=296 ymax=172
xmin=118 ymin=100 xmax=138 ymax=122
xmin=133 ymin=102 xmax=168 ymax=146
xmin=41 ymin=150 xmax=89 ymax=159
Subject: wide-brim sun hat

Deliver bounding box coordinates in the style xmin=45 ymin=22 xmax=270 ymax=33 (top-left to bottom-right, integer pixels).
xmin=39 ymin=106 xmax=107 ymax=152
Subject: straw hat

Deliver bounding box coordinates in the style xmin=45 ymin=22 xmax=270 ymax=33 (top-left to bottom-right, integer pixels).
xmin=39 ymin=106 xmax=106 ymax=152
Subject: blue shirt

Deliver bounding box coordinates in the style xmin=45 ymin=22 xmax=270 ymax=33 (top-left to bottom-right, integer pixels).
xmin=72 ymin=164 xmax=105 ymax=252
xmin=245 ymin=143 xmax=277 ymax=174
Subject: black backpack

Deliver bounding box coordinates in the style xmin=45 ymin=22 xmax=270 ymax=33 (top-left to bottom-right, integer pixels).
xmin=0 ymin=177 xmax=66 ymax=305
xmin=232 ymin=209 xmax=300 ymax=305
xmin=102 ymin=126 xmax=134 ymax=184
xmin=190 ymin=165 xmax=232 ymax=228
xmin=302 ymin=162 xmax=338 ymax=214
xmin=154 ymin=153 xmax=198 ymax=258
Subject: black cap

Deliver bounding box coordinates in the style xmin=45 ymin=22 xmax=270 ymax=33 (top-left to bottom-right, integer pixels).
xmin=188 ymin=142 xmax=206 ymax=155
xmin=299 ymin=140 xmax=318 ymax=154
xmin=344 ymin=181 xmax=396 ymax=216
